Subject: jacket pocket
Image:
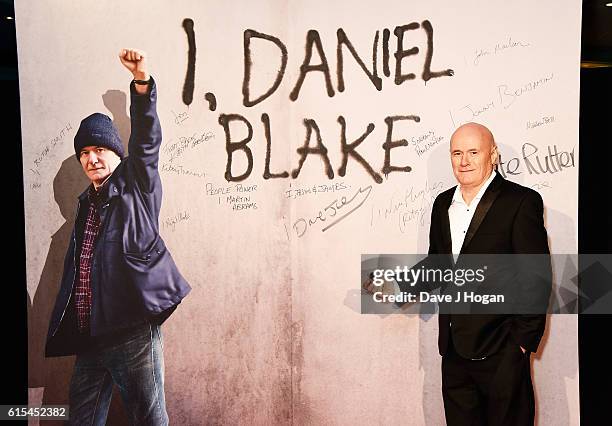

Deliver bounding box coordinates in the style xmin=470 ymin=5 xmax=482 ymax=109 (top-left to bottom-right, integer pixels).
xmin=124 ymin=234 xmax=164 ymax=263
xmin=123 ymin=235 xmax=191 ymax=314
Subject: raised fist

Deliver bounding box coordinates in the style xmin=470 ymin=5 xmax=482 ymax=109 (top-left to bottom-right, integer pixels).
xmin=118 ymin=48 xmax=149 ymax=81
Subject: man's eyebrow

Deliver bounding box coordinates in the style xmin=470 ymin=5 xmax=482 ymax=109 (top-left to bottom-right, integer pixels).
xmin=451 ymin=148 xmax=480 ymax=153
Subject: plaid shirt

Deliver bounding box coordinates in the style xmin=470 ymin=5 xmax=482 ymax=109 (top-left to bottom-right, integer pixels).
xmin=75 ymin=185 xmax=103 ymax=332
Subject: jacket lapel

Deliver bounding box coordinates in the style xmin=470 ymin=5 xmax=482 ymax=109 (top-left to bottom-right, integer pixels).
xmin=77 ymin=179 xmax=121 ymax=225
xmin=439 ymin=190 xmax=454 ymax=254
xmin=459 ymin=173 xmax=504 ymax=254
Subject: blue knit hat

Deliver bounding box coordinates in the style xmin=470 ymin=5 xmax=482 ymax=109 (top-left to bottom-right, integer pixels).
xmin=74 ymin=113 xmax=124 ymax=160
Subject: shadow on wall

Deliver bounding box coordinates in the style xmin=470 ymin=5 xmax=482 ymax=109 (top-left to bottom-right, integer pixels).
xmin=496 ymin=143 xmax=577 ymax=426
xmin=103 ymin=89 xmax=131 ymax=156
xmin=28 ymin=90 xmax=132 ymax=425
xmin=28 ymin=155 xmax=85 ymax=426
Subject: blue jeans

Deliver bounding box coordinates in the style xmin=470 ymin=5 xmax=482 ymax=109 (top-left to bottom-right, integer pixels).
xmin=68 ymin=323 xmax=168 ymax=425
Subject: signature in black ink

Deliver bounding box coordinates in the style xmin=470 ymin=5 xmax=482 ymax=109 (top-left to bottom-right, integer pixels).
xmin=293 ymin=185 xmax=372 ymax=237
xmin=285 ymin=181 xmax=349 ymax=199
xmin=527 ymin=115 xmax=555 ymax=130
xmin=160 ymin=163 xmax=205 ymax=178
xmin=448 ymin=73 xmax=554 ymax=127
xmin=531 ymin=181 xmax=552 ymax=191
xmin=164 ymin=131 xmax=214 ymax=162
xmin=472 ymin=36 xmax=530 ymax=66
xmin=410 ymin=130 xmax=445 ymax=157
xmin=32 ymin=122 xmax=73 ymax=169
xmin=370 ymin=180 xmax=444 ymax=232
xmin=163 ymin=210 xmax=191 ymax=232
xmin=171 ymin=110 xmax=190 ymax=125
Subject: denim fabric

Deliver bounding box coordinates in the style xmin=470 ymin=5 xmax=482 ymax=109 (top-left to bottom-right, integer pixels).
xmin=68 ymin=323 xmax=168 ymax=425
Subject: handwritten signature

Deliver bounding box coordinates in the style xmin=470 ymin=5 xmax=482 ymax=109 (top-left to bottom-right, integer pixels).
xmin=472 ymin=36 xmax=530 ymax=66
xmin=449 ymin=73 xmax=554 ymax=127
xmin=370 ymin=180 xmax=445 ymax=232
xmin=163 ymin=210 xmax=191 ymax=232
xmin=292 ymin=185 xmax=372 ymax=237
xmin=171 ymin=110 xmax=189 ymax=125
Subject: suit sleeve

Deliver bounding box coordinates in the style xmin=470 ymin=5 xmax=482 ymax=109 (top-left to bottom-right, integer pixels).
xmin=128 ymin=76 xmax=162 ymax=193
xmin=510 ymin=190 xmax=552 ymax=353
xmin=393 ymin=195 xmax=445 ymax=307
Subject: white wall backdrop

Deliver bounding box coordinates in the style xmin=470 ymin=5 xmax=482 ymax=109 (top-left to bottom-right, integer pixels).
xmin=18 ymin=1 xmax=580 ymax=424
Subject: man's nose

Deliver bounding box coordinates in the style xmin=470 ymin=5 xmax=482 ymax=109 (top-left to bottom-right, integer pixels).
xmin=87 ymin=153 xmax=99 ymax=164
xmin=460 ymin=154 xmax=470 ymax=167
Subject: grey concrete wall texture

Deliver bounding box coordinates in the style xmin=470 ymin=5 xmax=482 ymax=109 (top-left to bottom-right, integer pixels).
xmin=19 ymin=1 xmax=581 ymax=424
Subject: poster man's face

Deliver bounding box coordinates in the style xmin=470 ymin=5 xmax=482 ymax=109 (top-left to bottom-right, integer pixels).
xmin=449 ymin=125 xmax=497 ymax=189
xmin=79 ymin=145 xmax=121 ymax=186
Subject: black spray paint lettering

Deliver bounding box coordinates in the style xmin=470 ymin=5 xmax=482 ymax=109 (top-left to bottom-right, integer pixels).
xmin=242 ymin=29 xmax=288 ymax=107
xmin=382 ymin=115 xmax=420 ymax=176
xmin=289 ymin=30 xmax=336 ymax=101
xmin=337 ymin=116 xmax=382 ymax=184
xmin=183 ymin=18 xmax=216 ymax=110
xmin=218 ymin=113 xmax=420 ymax=183
xmin=242 ymin=20 xmax=453 ymax=106
xmin=291 ymin=119 xmax=335 ymax=180
xmin=261 ymin=113 xmax=290 ymax=180
xmin=205 ymin=93 xmax=217 ymax=111
xmin=182 ymin=18 xmax=196 ymax=106
xmin=421 ymin=20 xmax=454 ymax=83
xmin=382 ymin=28 xmax=391 ymax=77
xmin=180 ymin=20 xmax=453 ymax=182
xmin=337 ymin=28 xmax=382 ymax=92
xmin=218 ymin=114 xmax=254 ymax=182
xmin=394 ymin=22 xmax=420 ymax=84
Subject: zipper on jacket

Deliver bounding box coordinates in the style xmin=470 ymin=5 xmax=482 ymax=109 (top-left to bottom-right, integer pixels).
xmin=52 ymin=199 xmax=80 ymax=337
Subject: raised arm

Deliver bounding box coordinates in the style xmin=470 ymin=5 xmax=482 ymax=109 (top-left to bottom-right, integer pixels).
xmin=119 ymin=48 xmax=150 ymax=95
xmin=119 ymin=48 xmax=161 ymax=192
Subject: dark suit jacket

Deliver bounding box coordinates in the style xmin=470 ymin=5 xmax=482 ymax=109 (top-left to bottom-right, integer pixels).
xmin=415 ymin=173 xmax=551 ymax=359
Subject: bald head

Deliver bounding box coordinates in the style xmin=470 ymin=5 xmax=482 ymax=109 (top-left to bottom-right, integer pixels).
xmin=450 ymin=122 xmax=495 ymax=149
xmin=449 ymin=122 xmax=498 ymax=190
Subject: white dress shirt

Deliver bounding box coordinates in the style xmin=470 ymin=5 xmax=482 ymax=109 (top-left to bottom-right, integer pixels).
xmin=391 ymin=171 xmax=497 ymax=300
xmin=447 ymin=170 xmax=497 ymax=356
xmin=389 ymin=170 xmax=498 ymax=357
xmin=448 ymin=170 xmax=496 ymax=261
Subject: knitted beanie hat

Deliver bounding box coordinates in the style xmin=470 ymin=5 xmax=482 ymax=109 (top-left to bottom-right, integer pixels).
xmin=74 ymin=113 xmax=124 ymax=160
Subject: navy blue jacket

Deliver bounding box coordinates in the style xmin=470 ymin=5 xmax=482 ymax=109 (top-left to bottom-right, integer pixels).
xmin=46 ymin=78 xmax=191 ymax=357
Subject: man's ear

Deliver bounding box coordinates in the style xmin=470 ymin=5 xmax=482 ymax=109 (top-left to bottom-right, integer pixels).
xmin=110 ymin=151 xmax=122 ymax=169
xmin=490 ymin=146 xmax=499 ymax=165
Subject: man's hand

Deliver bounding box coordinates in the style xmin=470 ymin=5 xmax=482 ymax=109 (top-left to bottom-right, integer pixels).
xmin=520 ymin=346 xmax=527 ymax=354
xmin=363 ymin=277 xmax=376 ymax=294
xmin=362 ymin=276 xmax=396 ymax=303
xmin=119 ymin=48 xmax=149 ymax=82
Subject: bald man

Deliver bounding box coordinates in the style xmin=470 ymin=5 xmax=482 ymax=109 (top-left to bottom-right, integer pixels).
xmin=382 ymin=123 xmax=551 ymax=425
